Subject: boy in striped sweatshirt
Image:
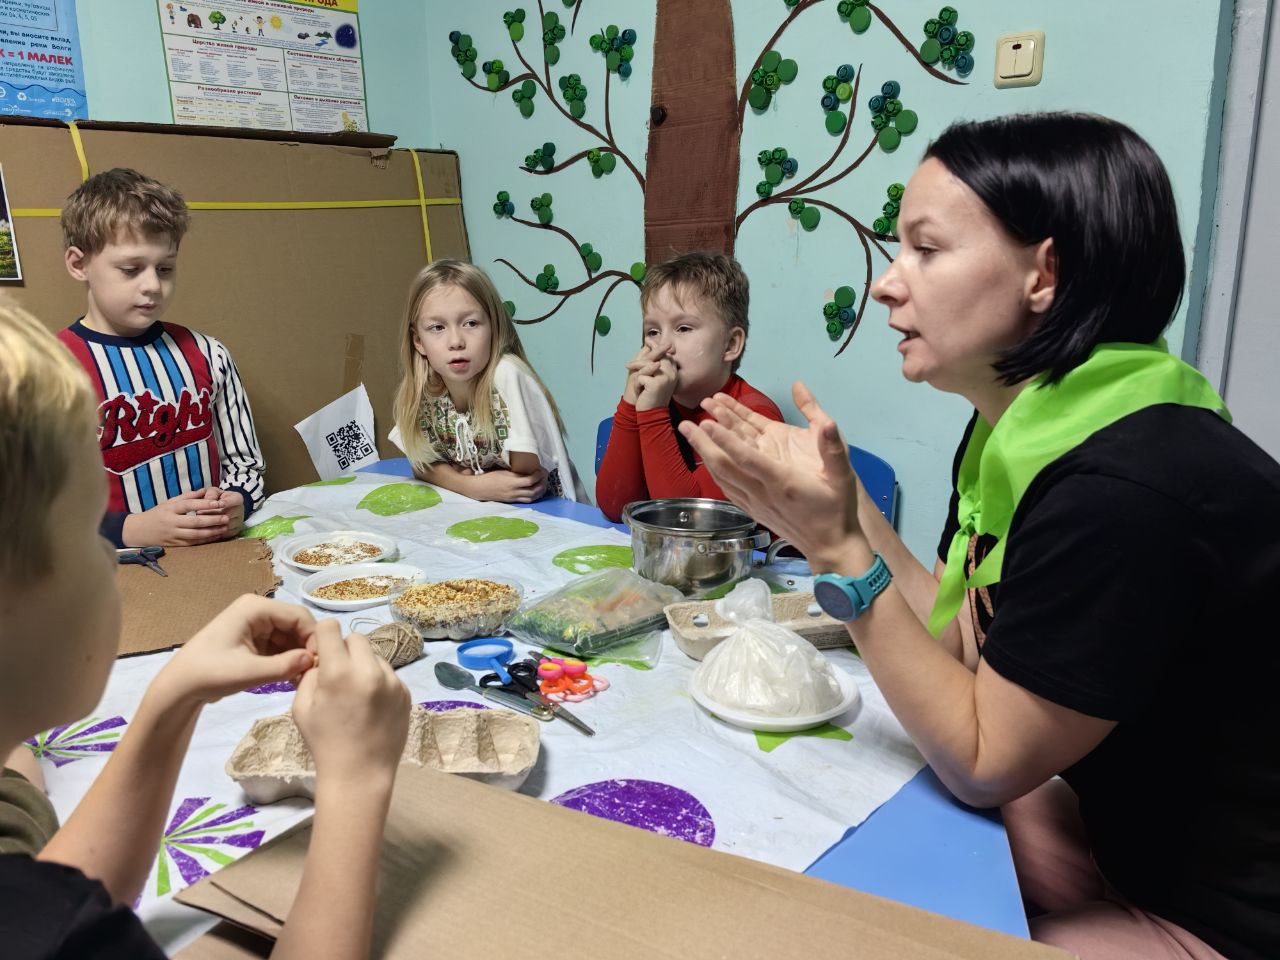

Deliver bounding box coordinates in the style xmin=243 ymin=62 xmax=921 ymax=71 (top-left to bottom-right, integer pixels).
xmin=57 ymin=169 xmax=264 ymax=547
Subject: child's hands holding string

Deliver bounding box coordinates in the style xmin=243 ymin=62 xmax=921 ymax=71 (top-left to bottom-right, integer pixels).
xmin=153 ymin=595 xmax=318 ymax=707
xmin=291 ymin=621 xmax=411 ymax=788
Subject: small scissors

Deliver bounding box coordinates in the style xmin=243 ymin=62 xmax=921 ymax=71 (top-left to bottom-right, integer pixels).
xmin=117 ymin=546 xmax=167 ymax=577
xmin=478 ymin=658 xmax=541 ymax=699
xmin=536 ymin=655 xmax=596 ymax=698
xmin=481 ymin=658 xmax=596 ymax=737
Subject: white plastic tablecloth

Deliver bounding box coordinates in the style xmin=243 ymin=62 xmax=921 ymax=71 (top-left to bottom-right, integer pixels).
xmin=28 ymin=472 xmax=922 ymax=954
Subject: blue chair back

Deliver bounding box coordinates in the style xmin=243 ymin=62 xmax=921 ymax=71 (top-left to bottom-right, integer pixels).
xmin=594 ymin=416 xmax=899 ymax=527
xmin=595 ymin=416 xmax=614 ymax=475
xmin=848 ymin=444 xmax=899 ymax=526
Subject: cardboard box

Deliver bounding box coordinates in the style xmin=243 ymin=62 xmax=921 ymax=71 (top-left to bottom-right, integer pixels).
xmin=0 ymin=117 xmax=470 ymax=493
xmin=176 ymin=763 xmax=1073 ymax=959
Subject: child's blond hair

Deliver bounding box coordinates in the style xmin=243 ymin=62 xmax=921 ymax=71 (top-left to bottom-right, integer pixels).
xmin=392 ymin=259 xmax=564 ymax=469
xmin=0 ymin=300 xmax=98 ymax=582
xmin=61 ymin=167 xmax=190 ymax=254
xmin=640 ymin=252 xmax=750 ymax=373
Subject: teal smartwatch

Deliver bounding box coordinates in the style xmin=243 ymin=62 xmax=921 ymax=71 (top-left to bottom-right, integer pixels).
xmin=813 ymin=554 xmax=892 ymax=621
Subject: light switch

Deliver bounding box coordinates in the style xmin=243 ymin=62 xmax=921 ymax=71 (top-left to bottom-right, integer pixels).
xmin=998 ymin=38 xmax=1034 ymax=78
xmin=994 ymin=30 xmax=1045 ymax=88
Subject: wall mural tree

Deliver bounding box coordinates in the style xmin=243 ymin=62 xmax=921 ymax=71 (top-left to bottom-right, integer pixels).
xmin=447 ymin=0 xmax=973 ymax=366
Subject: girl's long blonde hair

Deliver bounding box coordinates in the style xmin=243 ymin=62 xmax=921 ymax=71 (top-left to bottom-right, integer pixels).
xmin=393 ymin=259 xmax=565 ymax=469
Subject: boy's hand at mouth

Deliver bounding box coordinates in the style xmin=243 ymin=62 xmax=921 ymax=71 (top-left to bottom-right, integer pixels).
xmin=634 ymin=355 xmax=678 ymax=412
xmin=623 ymin=343 xmax=672 ymax=406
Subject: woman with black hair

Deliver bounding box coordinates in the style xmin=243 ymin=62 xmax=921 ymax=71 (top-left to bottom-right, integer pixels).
xmin=679 ymin=113 xmax=1280 ymax=960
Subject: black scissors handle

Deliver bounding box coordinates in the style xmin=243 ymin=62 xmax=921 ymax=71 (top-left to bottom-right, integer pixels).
xmin=478 ymin=659 xmax=540 ymax=696
xmin=117 ymin=546 xmax=167 ymax=577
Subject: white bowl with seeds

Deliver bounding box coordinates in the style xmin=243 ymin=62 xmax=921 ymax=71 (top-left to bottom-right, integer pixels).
xmin=300 ymin=563 xmax=425 ymax=612
xmin=280 ymin=530 xmax=397 ymax=571
xmin=388 ymin=577 xmax=524 ymax=641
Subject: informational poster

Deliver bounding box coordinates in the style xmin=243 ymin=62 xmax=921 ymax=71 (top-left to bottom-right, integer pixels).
xmin=157 ymin=0 xmax=367 ymax=133
xmin=0 ymin=0 xmax=87 ymax=120
xmin=0 ymin=163 xmax=22 ymax=281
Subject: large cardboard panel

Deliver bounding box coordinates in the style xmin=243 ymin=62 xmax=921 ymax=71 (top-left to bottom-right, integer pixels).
xmin=0 ymin=119 xmax=469 ymax=493
xmin=115 ymin=538 xmax=279 ymax=657
xmin=177 ymin=764 xmax=1073 ymax=960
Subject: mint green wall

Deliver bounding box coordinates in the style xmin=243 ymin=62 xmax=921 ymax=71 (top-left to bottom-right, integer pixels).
xmin=72 ymin=0 xmax=1234 ymax=562
xmin=75 ymin=0 xmax=432 ymax=146
xmin=423 ymin=0 xmax=1234 ymax=561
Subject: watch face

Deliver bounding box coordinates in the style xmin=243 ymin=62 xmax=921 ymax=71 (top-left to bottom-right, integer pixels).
xmin=815 ymin=579 xmax=856 ymax=621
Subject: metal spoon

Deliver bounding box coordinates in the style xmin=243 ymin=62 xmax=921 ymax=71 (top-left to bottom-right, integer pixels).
xmin=434 ymin=662 xmax=553 ymax=721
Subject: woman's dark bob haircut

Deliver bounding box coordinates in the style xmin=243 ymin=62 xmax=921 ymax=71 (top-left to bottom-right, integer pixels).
xmin=924 ymin=112 xmax=1185 ymax=386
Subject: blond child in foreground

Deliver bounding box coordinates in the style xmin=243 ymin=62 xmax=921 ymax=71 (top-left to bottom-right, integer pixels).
xmin=0 ymin=303 xmax=409 ymax=959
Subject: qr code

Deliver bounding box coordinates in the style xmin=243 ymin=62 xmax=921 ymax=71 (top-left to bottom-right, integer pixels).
xmin=325 ymin=420 xmax=375 ymax=469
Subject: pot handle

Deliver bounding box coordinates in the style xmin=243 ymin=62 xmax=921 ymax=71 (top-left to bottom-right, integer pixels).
xmin=763 ymin=538 xmax=794 ymax=565
xmin=695 ymin=531 xmax=772 ymax=555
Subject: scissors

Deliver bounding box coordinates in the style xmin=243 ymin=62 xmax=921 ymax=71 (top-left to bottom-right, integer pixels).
xmin=478 ymin=658 xmax=540 ymax=698
xmin=480 ymin=658 xmax=595 ymax=737
xmin=117 ymin=546 xmax=166 ymax=577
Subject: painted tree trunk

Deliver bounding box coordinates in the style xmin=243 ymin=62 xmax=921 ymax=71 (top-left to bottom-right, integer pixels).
xmin=644 ymin=0 xmax=741 ymax=263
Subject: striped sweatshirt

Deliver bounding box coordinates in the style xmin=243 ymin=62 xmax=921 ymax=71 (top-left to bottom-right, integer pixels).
xmin=57 ymin=319 xmax=265 ymax=546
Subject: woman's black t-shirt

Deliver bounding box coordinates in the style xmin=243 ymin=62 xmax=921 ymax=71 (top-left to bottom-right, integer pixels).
xmin=937 ymin=404 xmax=1280 ymax=960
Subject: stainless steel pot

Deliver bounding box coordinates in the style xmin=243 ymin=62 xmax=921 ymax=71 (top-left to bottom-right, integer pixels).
xmin=622 ymin=498 xmax=771 ymax=596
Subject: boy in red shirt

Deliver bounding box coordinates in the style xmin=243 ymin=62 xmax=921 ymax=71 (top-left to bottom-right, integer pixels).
xmin=597 ymin=253 xmax=783 ymax=521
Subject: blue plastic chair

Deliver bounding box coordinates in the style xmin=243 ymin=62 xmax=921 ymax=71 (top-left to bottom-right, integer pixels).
xmin=594 ymin=416 xmax=899 ymax=526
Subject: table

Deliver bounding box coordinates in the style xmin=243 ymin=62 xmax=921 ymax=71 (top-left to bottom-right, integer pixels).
xmin=359 ymin=458 xmax=1028 ymax=937
xmin=32 ymin=463 xmax=1023 ymax=954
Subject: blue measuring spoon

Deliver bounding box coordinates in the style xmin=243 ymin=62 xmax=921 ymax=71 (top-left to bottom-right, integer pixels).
xmin=456 ymin=638 xmax=515 ymax=685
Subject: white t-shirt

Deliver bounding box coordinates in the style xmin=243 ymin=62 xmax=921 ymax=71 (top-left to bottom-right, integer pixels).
xmin=388 ymin=355 xmax=587 ymax=502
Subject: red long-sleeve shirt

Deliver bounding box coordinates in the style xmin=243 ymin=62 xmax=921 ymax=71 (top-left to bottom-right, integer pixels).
xmin=596 ymin=374 xmax=784 ymax=522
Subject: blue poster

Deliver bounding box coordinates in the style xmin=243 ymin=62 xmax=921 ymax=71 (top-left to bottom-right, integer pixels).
xmin=0 ymin=0 xmax=87 ymax=120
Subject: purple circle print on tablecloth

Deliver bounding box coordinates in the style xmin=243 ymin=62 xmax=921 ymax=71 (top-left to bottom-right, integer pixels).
xmin=247 ymin=681 xmax=295 ymax=695
xmin=418 ymin=699 xmax=488 ymax=712
xmin=550 ymin=779 xmax=715 ymax=847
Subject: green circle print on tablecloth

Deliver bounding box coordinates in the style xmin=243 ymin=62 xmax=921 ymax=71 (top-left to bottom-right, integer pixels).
xmin=303 ymin=475 xmax=357 ymax=487
xmin=552 ymin=544 xmax=635 ymax=574
xmin=446 ymin=516 xmax=540 ymax=543
xmin=357 ymin=483 xmax=442 ymax=516
xmin=240 ymin=515 xmax=309 ymax=540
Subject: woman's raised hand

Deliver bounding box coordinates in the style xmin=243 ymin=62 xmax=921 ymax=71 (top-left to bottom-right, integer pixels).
xmin=678 ymin=382 xmax=865 ymax=570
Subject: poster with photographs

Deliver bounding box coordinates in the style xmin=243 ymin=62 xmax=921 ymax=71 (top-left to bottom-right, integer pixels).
xmin=0 ymin=164 xmax=22 ymax=281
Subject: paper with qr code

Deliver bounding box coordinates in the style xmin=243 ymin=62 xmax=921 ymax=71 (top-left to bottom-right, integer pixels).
xmin=293 ymin=384 xmax=379 ymax=479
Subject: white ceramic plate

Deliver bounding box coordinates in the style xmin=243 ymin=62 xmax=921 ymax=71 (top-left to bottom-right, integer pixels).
xmin=300 ymin=563 xmax=426 ymax=612
xmin=279 ymin=530 xmax=397 ymax=571
xmin=689 ymin=669 xmax=861 ymax=733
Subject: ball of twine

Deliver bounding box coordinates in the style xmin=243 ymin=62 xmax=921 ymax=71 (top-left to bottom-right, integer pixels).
xmin=352 ymin=619 xmax=424 ymax=669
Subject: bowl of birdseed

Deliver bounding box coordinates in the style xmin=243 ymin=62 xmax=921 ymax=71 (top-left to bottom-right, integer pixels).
xmin=388 ymin=577 xmax=524 ymax=641
xmin=300 ymin=563 xmax=425 ymax=612
xmin=280 ymin=530 xmax=397 ymax=571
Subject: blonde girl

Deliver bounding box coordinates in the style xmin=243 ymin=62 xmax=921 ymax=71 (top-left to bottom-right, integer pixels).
xmin=391 ymin=259 xmax=585 ymax=503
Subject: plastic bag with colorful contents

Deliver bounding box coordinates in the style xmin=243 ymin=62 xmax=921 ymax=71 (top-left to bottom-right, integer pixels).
xmin=507 ymin=569 xmax=682 ymax=667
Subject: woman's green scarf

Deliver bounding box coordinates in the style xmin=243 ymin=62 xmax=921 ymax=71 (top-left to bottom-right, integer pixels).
xmin=927 ymin=340 xmax=1229 ymax=638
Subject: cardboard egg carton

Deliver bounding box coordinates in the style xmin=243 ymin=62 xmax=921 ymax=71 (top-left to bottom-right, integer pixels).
xmin=226 ymin=705 xmax=540 ymax=803
xmin=664 ymin=591 xmax=852 ymax=661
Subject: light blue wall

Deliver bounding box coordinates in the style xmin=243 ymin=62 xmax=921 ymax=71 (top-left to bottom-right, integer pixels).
xmin=75 ymin=0 xmax=432 ymax=146
xmin=71 ymin=0 xmax=1234 ymax=562
xmin=424 ymin=0 xmax=1234 ymax=561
